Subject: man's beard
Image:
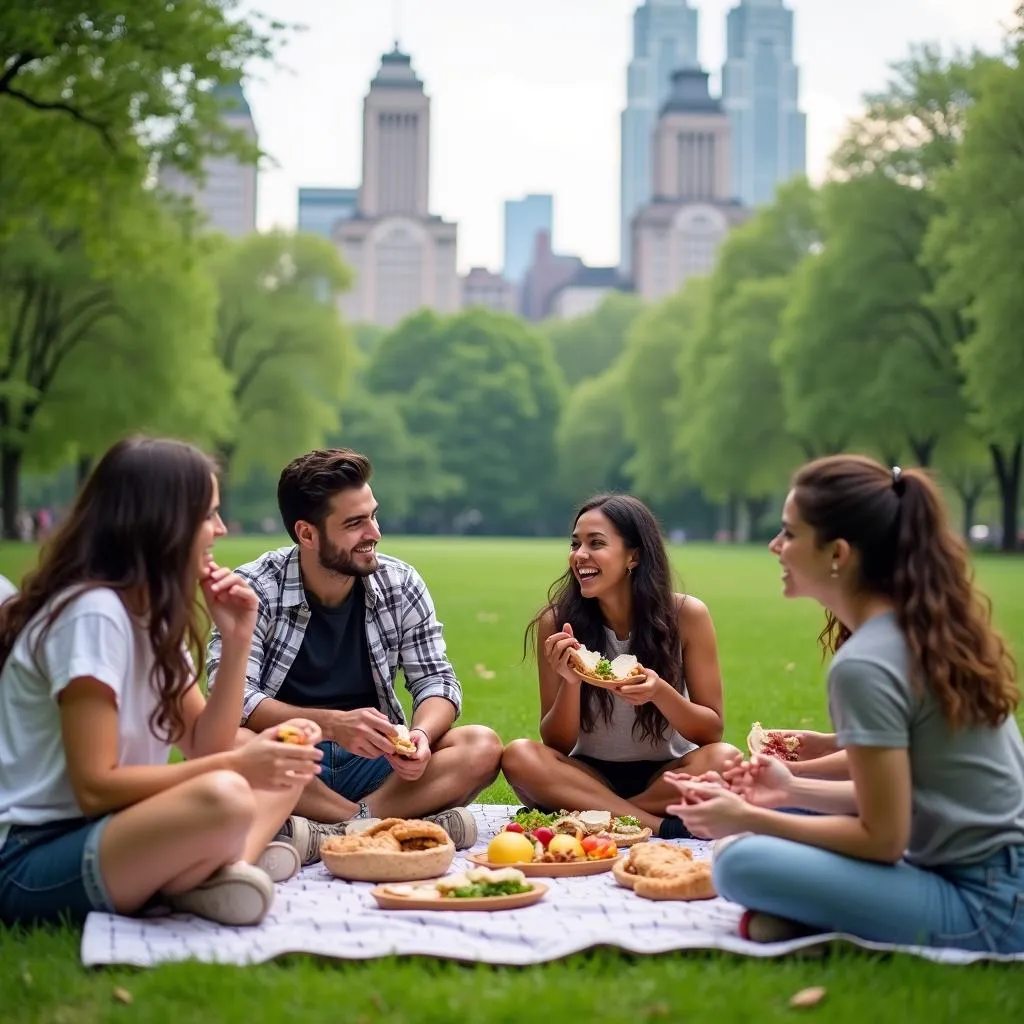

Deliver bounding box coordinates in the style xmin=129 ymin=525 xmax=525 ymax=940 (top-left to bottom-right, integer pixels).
xmin=318 ymin=537 xmax=378 ymax=578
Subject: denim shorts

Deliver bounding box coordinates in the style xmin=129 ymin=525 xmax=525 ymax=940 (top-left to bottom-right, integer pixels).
xmin=0 ymin=817 xmax=115 ymax=927
xmin=317 ymin=741 xmax=393 ymax=802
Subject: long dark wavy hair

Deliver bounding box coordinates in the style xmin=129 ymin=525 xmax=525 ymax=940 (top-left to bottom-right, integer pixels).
xmin=0 ymin=436 xmax=218 ymax=744
xmin=793 ymin=454 xmax=1018 ymax=729
xmin=526 ymin=494 xmax=683 ymax=744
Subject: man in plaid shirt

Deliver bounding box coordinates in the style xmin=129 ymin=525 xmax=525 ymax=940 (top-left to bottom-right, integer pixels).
xmin=208 ymin=449 xmax=503 ymax=864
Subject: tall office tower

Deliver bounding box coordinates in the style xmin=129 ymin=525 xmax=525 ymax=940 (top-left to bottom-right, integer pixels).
xmin=503 ymin=194 xmax=553 ymax=284
xmin=335 ymin=46 xmax=460 ymax=327
xmin=632 ymin=69 xmax=748 ymax=301
xmin=160 ymin=83 xmax=258 ymax=237
xmin=297 ymin=188 xmax=359 ymax=239
xmin=722 ymin=0 xmax=806 ymax=206
xmin=619 ymin=0 xmax=699 ymax=274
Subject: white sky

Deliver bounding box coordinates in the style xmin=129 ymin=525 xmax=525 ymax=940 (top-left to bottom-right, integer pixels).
xmin=241 ymin=0 xmax=1014 ymax=271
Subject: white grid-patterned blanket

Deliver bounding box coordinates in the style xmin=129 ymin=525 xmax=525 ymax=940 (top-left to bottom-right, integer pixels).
xmin=80 ymin=805 xmax=1024 ymax=967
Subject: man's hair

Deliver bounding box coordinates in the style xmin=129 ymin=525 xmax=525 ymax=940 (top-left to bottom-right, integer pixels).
xmin=277 ymin=448 xmax=373 ymax=542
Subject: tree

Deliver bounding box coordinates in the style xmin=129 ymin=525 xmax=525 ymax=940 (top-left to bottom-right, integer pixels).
xmin=330 ymin=388 xmax=461 ymax=530
xmin=0 ymin=2 xmax=278 ymax=177
xmin=543 ymin=292 xmax=644 ymax=386
xmin=620 ymin=279 xmax=708 ymax=505
xmin=366 ymin=308 xmax=564 ymax=534
xmin=0 ymin=189 xmax=232 ymax=536
xmin=926 ymin=41 xmax=1024 ymax=549
xmin=554 ymin=364 xmax=634 ymax=505
xmin=209 ymin=231 xmax=354 ymax=517
xmin=680 ymin=278 xmax=802 ymax=537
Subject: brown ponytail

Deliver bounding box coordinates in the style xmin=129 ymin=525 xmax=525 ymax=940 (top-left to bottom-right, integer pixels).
xmin=793 ymin=455 xmax=1018 ymax=729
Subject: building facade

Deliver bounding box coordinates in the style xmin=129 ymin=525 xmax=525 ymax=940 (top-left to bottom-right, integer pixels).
xmin=160 ymin=83 xmax=258 ymax=237
xmin=334 ymin=46 xmax=460 ymax=327
xmin=503 ymin=194 xmax=553 ymax=284
xmin=619 ymin=0 xmax=699 ymax=273
xmin=461 ymin=267 xmax=518 ymax=313
xmin=297 ymin=187 xmax=358 ymax=239
xmin=722 ymin=0 xmax=806 ymax=206
xmin=548 ymin=267 xmax=629 ymax=320
xmin=633 ymin=69 xmax=748 ymax=302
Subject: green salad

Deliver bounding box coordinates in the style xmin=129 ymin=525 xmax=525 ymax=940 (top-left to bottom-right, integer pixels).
xmin=445 ymin=879 xmax=533 ymax=899
xmin=511 ymin=808 xmax=559 ymax=831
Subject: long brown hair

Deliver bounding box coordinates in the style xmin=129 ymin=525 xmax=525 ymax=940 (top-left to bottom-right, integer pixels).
xmin=793 ymin=454 xmax=1018 ymax=729
xmin=525 ymin=494 xmax=683 ymax=744
xmin=0 ymin=436 xmax=218 ymax=743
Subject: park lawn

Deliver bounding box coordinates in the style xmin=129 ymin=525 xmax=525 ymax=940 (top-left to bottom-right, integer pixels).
xmin=1 ymin=537 xmax=1023 ymax=1022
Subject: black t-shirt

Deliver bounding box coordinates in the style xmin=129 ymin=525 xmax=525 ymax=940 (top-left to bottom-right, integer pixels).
xmin=275 ymin=580 xmax=379 ymax=713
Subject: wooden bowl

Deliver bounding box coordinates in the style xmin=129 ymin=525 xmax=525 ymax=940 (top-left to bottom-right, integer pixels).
xmin=321 ymin=841 xmax=456 ymax=882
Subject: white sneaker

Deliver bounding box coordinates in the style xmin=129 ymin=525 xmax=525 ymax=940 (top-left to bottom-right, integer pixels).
xmin=165 ymin=862 xmax=274 ymax=926
xmin=256 ymin=841 xmax=301 ymax=882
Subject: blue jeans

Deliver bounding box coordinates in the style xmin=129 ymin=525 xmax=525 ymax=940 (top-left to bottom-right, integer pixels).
xmin=317 ymin=742 xmax=393 ymax=803
xmin=0 ymin=817 xmax=116 ymax=927
xmin=714 ymin=835 xmax=1024 ymax=953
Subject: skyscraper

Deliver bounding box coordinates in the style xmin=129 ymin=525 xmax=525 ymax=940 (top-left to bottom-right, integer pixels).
xmin=160 ymin=83 xmax=258 ymax=237
xmin=620 ymin=0 xmax=699 ymax=274
xmin=503 ymin=194 xmax=553 ymax=284
xmin=722 ymin=0 xmax=806 ymax=207
xmin=334 ymin=45 xmax=460 ymax=327
xmin=297 ymin=187 xmax=358 ymax=239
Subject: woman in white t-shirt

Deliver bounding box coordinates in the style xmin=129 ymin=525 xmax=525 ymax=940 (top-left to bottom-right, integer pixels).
xmin=0 ymin=437 xmax=324 ymax=928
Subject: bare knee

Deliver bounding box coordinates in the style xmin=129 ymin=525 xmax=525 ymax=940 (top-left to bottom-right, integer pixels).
xmin=501 ymin=738 xmax=546 ymax=788
xmin=692 ymin=741 xmax=743 ymax=774
xmin=189 ymin=770 xmax=256 ymax=830
xmin=454 ymin=725 xmax=503 ymax=786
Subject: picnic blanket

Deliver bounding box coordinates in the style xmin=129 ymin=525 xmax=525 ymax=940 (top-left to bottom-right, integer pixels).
xmin=80 ymin=805 xmax=1024 ymax=967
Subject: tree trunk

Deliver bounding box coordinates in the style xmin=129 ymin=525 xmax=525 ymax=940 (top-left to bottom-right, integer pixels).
xmin=908 ymin=435 xmax=938 ymax=467
xmin=1 ymin=445 xmax=21 ymax=541
xmin=725 ymin=495 xmax=739 ymax=542
xmin=76 ymin=455 xmax=93 ymax=487
xmin=216 ymin=444 xmax=236 ymax=526
xmin=744 ymin=496 xmax=770 ymax=540
xmin=989 ymin=440 xmax=1022 ymax=552
xmin=961 ymin=490 xmax=980 ymax=540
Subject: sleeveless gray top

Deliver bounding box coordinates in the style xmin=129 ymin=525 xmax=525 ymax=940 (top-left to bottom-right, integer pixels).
xmin=570 ymin=626 xmax=697 ymax=763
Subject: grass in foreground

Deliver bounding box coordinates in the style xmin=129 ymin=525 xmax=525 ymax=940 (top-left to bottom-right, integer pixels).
xmin=1 ymin=538 xmax=1023 ymax=1022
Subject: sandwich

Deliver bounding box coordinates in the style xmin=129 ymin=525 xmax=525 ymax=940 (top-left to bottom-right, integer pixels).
xmin=391 ymin=724 xmax=417 ymax=756
xmin=568 ymin=645 xmax=644 ymax=687
xmin=746 ymin=721 xmax=801 ymax=762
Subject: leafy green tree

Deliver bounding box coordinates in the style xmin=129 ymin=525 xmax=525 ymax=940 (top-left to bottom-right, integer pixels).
xmin=543 ymin=292 xmax=644 ymax=386
xmin=367 ymin=308 xmax=564 ymax=534
xmin=0 ymin=190 xmax=231 ymax=536
xmin=554 ymin=364 xmax=634 ymax=505
xmin=209 ymin=231 xmax=354 ymax=515
xmin=620 ymin=279 xmax=708 ymax=505
xmin=927 ymin=41 xmax=1024 ymax=549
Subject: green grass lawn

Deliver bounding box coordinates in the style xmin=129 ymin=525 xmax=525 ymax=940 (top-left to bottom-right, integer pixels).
xmin=2 ymin=537 xmax=1023 ymax=1022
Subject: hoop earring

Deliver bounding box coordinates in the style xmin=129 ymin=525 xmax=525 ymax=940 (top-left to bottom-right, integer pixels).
xmin=627 ymin=565 xmax=634 ymax=576
xmin=830 ymin=560 xmax=839 ymax=578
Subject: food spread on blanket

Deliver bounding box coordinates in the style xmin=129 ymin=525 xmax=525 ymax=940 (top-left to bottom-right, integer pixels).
xmin=322 ymin=817 xmax=453 ymax=855
xmin=568 ymin=646 xmax=644 ymax=685
xmin=746 ymin=721 xmax=801 ymax=762
xmin=505 ymin=808 xmax=650 ymax=850
xmin=613 ymin=843 xmax=716 ymax=901
xmin=380 ymin=867 xmax=534 ymax=901
xmin=390 ymin=724 xmax=417 ymax=756
xmin=487 ymin=826 xmax=617 ymax=865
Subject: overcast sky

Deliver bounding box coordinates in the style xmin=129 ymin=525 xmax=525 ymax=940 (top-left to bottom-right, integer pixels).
xmin=240 ymin=0 xmax=1014 ymax=271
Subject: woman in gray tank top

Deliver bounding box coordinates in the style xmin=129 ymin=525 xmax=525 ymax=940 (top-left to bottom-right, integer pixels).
xmin=669 ymin=455 xmax=1024 ymax=954
xmin=501 ymin=494 xmax=740 ymax=841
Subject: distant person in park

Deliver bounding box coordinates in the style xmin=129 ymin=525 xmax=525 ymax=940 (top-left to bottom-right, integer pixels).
xmin=668 ymin=456 xmax=1024 ymax=953
xmin=502 ymin=493 xmax=741 ymax=840
xmin=0 ymin=437 xmax=323 ymax=929
xmin=208 ymin=448 xmax=503 ymax=864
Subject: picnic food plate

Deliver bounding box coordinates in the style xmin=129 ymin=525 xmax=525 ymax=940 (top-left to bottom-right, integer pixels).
xmin=612 ymin=844 xmax=716 ymax=901
xmin=466 ymin=852 xmax=621 ymax=877
xmin=567 ymin=646 xmax=645 ymax=689
xmin=321 ymin=818 xmax=455 ymax=882
xmin=371 ymin=871 xmax=549 ymax=911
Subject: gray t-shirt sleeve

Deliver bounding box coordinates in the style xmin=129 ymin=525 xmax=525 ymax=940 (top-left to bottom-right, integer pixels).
xmin=829 ymin=656 xmax=912 ymax=749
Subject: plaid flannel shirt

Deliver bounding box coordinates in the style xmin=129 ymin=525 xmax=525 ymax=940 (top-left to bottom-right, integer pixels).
xmin=207 ymin=546 xmax=462 ymax=726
